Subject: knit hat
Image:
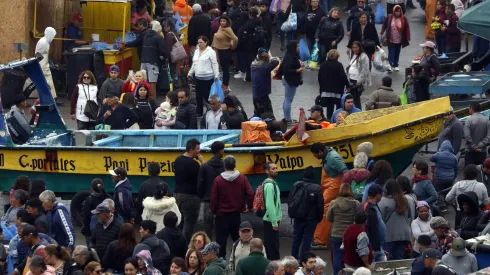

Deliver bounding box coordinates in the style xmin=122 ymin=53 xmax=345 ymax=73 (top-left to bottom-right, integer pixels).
xmin=430 ymin=216 xmax=449 ymax=229
xmin=357 ymin=142 xmax=373 ymax=157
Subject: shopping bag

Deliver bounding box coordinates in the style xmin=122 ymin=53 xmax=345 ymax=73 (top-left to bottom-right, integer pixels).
xmin=1 ymin=222 xmax=17 ymax=241
xmin=173 ymin=12 xmax=184 ymax=33
xmin=209 ymin=79 xmax=225 ymax=101
xmin=299 ymin=38 xmax=310 ymax=61
xmin=400 ymin=84 xmax=408 ymax=105
xmin=307 ymin=42 xmax=320 ymax=68
xmin=373 ymin=46 xmax=389 ymax=71
xmin=375 ymin=2 xmax=385 ymax=24
xmin=281 ymin=6 xmax=297 ymax=32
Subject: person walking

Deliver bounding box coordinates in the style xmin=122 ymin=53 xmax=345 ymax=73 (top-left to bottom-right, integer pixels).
xmin=262 ymin=162 xmax=282 ymax=260
xmin=346 ymin=41 xmax=370 ymax=109
xmin=290 ymin=167 xmax=324 ymax=261
xmin=378 ymin=179 xmax=413 ymax=260
xmin=386 ymin=0 xmax=405 ymax=15
xmin=327 ymin=184 xmax=360 ymax=275
xmin=365 ymin=76 xmax=400 ymax=110
xmin=315 ymin=8 xmax=344 ymax=63
xmin=282 ymin=41 xmax=304 ymax=123
xmin=419 ymin=41 xmax=441 ymax=82
xmin=235 ymin=238 xmax=270 ymax=275
xmin=70 ymin=71 xmax=98 ymax=130
xmin=174 ymin=139 xmax=204 ymax=241
xmin=35 ymin=27 xmax=61 ymax=105
xmin=364 ymin=184 xmax=387 ymax=262
xmin=463 ymin=102 xmax=490 ymax=166
xmin=188 ymin=4 xmax=212 ymax=51
xmin=310 ymin=143 xmax=348 ymax=249
xmin=110 ymin=167 xmax=136 ymax=223
xmin=198 ymin=141 xmax=225 ymax=238
xmin=142 ymin=182 xmax=181 ymax=231
xmin=137 ymin=162 xmax=170 ymax=216
xmin=211 ymin=15 xmax=238 ymax=92
xmin=380 ymin=5 xmax=410 ymax=72
xmin=348 ymin=12 xmax=380 ymax=66
xmin=90 ymin=203 xmax=122 ymax=261
xmin=302 ymin=0 xmax=326 ymax=51
xmin=318 ymin=50 xmax=350 ymax=120
xmin=346 ymin=0 xmax=375 ymax=38
xmin=434 ymin=0 xmax=448 ymax=54
xmin=103 ymin=223 xmax=137 ymax=274
xmin=187 ymin=36 xmax=220 ymax=117
xmin=210 ymin=155 xmax=254 ymax=258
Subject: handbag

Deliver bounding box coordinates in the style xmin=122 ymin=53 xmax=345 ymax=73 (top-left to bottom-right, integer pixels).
xmin=170 ymin=32 xmax=187 ymax=63
xmin=82 ymin=85 xmax=99 ymax=120
xmin=157 ymin=62 xmax=171 ymax=93
xmin=281 ymin=5 xmax=297 ymax=32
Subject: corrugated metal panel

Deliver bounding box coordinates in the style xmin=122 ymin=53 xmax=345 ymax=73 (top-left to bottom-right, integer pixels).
xmin=81 ymin=1 xmax=131 ymax=43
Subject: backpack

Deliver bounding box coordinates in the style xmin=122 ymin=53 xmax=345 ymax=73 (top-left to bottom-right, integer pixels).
xmin=253 ymin=179 xmax=277 ymax=218
xmin=351 ymin=180 xmax=367 ymax=201
xmin=149 ymin=240 xmax=171 ymax=274
xmin=7 ymin=110 xmax=31 ymax=144
xmin=287 ymin=181 xmax=311 ymax=218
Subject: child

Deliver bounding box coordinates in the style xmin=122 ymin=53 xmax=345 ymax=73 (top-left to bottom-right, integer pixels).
xmin=155 ymin=102 xmax=176 ymax=130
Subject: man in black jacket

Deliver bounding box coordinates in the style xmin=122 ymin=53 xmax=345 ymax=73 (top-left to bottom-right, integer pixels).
xmin=90 ymin=204 xmax=122 ymax=261
xmin=125 ymin=19 xmax=150 ymax=59
xmin=156 ymin=211 xmax=187 ymax=258
xmin=219 ymin=96 xmax=244 ymax=129
xmin=176 ymin=90 xmax=198 ymax=129
xmin=139 ymin=26 xmax=168 ymax=100
xmin=259 ymin=1 xmax=273 ymax=49
xmin=136 ymin=161 xmax=171 ymax=216
xmin=188 ymin=4 xmax=211 ymax=48
xmin=198 ymin=141 xmax=225 ymax=238
xmin=96 ymin=94 xmax=138 ymax=130
xmin=134 ymin=220 xmax=171 ymax=275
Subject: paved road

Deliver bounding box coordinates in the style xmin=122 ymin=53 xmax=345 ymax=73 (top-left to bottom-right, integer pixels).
xmin=10 ymin=1 xmax=465 ymax=272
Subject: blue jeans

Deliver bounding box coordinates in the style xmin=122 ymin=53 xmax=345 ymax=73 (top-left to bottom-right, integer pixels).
xmin=435 ymin=33 xmax=447 ymax=54
xmin=282 ymin=79 xmax=297 ymax=120
xmin=331 ymin=237 xmax=344 ymax=275
xmin=384 ymin=241 xmax=409 ymax=260
xmin=388 ymin=43 xmax=402 ymax=67
xmin=373 ymin=250 xmax=387 ymax=263
xmin=291 ymin=218 xmax=317 ymax=260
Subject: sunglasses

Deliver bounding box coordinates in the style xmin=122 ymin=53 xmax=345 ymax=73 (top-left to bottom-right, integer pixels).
xmin=83 ymin=76 xmax=91 ymax=79
xmin=94 ymin=270 xmax=102 ymax=274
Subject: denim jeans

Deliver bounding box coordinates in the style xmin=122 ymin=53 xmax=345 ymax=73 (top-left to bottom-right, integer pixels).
xmin=384 ymin=241 xmax=409 ymax=260
xmin=331 ymin=237 xmax=344 ymax=275
xmin=282 ymin=79 xmax=297 ymax=120
xmin=291 ymin=218 xmax=318 ymax=260
xmin=175 ymin=193 xmax=201 ymax=242
xmin=388 ymin=43 xmax=402 ymax=67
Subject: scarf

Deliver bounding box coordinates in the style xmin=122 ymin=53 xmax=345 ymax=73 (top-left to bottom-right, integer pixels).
xmin=412 ymin=175 xmax=430 ymax=183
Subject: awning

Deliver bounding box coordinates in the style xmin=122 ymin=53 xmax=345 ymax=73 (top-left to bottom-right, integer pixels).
xmin=458 ymin=1 xmax=490 ymax=40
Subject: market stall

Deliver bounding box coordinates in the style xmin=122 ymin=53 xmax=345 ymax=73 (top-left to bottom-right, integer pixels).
xmin=466 ymin=234 xmax=490 ymax=270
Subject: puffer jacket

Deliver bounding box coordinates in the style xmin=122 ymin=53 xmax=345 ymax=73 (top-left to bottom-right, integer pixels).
xmin=430 ymin=140 xmax=459 ymax=181
xmin=315 ymin=16 xmax=344 ymax=45
xmin=203 ymin=258 xmax=227 ymax=275
xmin=142 ymin=196 xmax=182 ymax=231
xmin=326 ymin=197 xmax=360 ymax=238
xmin=346 ymin=5 xmax=375 ymax=32
xmin=457 ymin=191 xmax=484 ymax=239
xmin=175 ymin=102 xmax=198 ymax=129
xmin=365 ymin=86 xmax=400 ymax=110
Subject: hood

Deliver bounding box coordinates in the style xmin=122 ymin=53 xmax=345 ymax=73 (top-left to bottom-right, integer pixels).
xmin=143 ymin=197 xmax=177 ymax=213
xmin=457 ymin=191 xmax=480 ymax=215
xmin=208 ymin=258 xmax=227 ymax=269
xmin=137 ymin=250 xmax=157 ymax=270
xmin=44 ymin=27 xmax=57 ymax=43
xmin=346 ymin=169 xmax=371 ymax=182
xmin=455 ymin=180 xmax=478 ymax=193
xmin=208 ymin=155 xmax=224 ymax=169
xmin=175 ymin=0 xmax=188 ymax=7
xmin=116 ymin=178 xmax=132 ymax=191
xmin=340 ymin=93 xmax=358 ymax=112
xmin=336 ymin=197 xmax=360 ymax=211
xmin=392 ymin=5 xmax=404 ymax=16
xmin=285 ymin=41 xmax=298 ymax=57
xmin=439 ymin=140 xmax=454 ymax=154
xmin=221 ymin=170 xmax=240 ymax=181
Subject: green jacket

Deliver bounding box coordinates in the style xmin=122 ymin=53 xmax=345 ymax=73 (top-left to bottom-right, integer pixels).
xmin=203 ymin=258 xmax=227 ymax=275
xmin=236 ymin=251 xmax=270 ymax=275
xmin=263 ymin=178 xmax=282 ymax=226
xmin=322 ymin=148 xmax=348 ymax=178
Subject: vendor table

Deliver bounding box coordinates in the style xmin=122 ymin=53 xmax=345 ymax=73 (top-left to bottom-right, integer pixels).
xmin=103 ymin=48 xmax=132 ymax=77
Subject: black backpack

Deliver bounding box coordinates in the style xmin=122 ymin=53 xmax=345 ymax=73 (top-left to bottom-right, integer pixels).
xmin=7 ymin=110 xmax=31 ymax=144
xmin=252 ymin=24 xmax=267 ymax=46
xmin=287 ymin=181 xmax=311 ymax=218
xmin=150 ymin=240 xmax=171 ymax=275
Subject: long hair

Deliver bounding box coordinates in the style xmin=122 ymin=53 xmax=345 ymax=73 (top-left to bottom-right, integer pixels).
xmin=188 ymin=232 xmax=211 ymax=250
xmin=122 ymin=92 xmax=137 ymax=108
xmin=118 ymin=223 xmax=137 ymax=252
xmin=84 ymin=262 xmax=101 ymax=275
xmin=166 ymin=91 xmax=179 ymax=107
xmin=154 ymin=182 xmax=169 ymax=200
xmin=185 ymin=249 xmax=205 ymax=275
xmin=45 ymin=245 xmax=72 ymax=261
xmin=385 ymin=179 xmax=408 ymax=215
xmin=396 ymin=175 xmax=414 ymax=194
xmin=367 ymin=160 xmax=393 ymax=187
xmin=338 ymin=183 xmax=354 ymax=198
xmin=78 ymin=70 xmax=97 ymax=85
xmin=350 ymin=41 xmax=365 ymax=58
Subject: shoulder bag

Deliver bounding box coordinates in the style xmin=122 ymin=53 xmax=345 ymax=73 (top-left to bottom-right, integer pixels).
xmin=170 ymin=32 xmax=187 ymax=63
xmin=82 ymin=85 xmax=99 ymax=120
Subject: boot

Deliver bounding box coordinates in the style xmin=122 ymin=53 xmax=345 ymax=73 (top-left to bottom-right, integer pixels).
xmin=280 ymin=40 xmax=286 ymax=51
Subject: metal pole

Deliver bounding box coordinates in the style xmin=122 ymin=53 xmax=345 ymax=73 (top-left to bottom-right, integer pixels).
xmin=121 ymin=3 xmax=127 ymax=76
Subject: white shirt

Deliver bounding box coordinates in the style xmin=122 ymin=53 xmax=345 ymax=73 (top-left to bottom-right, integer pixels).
xmin=348 ymin=55 xmax=360 ymax=81
xmin=204 ymin=109 xmax=223 ymax=129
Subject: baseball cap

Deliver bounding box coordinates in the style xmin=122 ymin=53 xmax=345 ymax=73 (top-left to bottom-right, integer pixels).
xmin=451 ymin=237 xmax=467 ymax=257
xmin=14 ymin=94 xmax=27 ymax=105
xmin=483 ymin=158 xmax=490 ymax=170
xmin=110 ymin=65 xmax=120 ymax=72
xmin=21 ymin=225 xmax=37 ymax=237
xmin=308 ymin=105 xmax=324 ymax=113
xmin=109 ymin=167 xmax=127 ymax=178
xmin=73 ymin=13 xmax=83 ymax=22
xmin=420 ymin=41 xmax=436 ymax=49
xmin=422 ymin=248 xmax=442 ymax=259
xmin=239 ymin=221 xmax=253 ymax=231
xmin=223 ymin=96 xmax=236 ymax=108
xmin=257 ymin=47 xmax=268 ymax=56
xmin=201 ymin=242 xmax=220 ymax=255
xmin=91 ymin=203 xmax=111 ymax=215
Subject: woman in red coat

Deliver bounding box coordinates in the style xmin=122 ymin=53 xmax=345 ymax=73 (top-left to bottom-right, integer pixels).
xmin=380 ymin=5 xmax=410 ymax=72
xmin=121 ymin=70 xmax=150 ymax=95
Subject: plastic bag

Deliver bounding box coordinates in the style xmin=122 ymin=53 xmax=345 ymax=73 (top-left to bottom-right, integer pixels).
xmin=281 ymin=7 xmax=297 ymax=32
xmin=209 ymin=79 xmax=225 ymax=101
xmin=299 ymin=38 xmax=310 ymax=61
xmin=400 ymin=85 xmax=408 ymax=105
xmin=1 ymin=222 xmax=17 ymax=241
xmin=307 ymin=42 xmax=320 ymax=68
xmin=173 ymin=12 xmax=184 ymax=33
xmin=372 ymin=46 xmax=389 ymax=71
xmin=375 ymin=2 xmax=385 ymax=24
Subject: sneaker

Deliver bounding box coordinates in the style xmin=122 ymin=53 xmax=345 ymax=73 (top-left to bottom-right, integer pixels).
xmin=394 ymin=67 xmax=400 ymax=72
xmin=483 ymin=94 xmax=487 ymax=99
xmin=386 ymin=65 xmax=392 ymax=72
xmin=234 ymin=72 xmax=246 ymax=79
xmin=472 ymin=94 xmax=482 ymax=99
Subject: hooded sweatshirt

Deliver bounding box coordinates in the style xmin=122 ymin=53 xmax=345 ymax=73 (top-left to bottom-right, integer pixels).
xmin=136 ymin=250 xmax=163 ymax=275
xmin=204 ymin=258 xmax=227 ymax=275
xmin=446 ymin=179 xmax=489 ymax=210
xmin=430 ymin=140 xmax=459 ymax=181
xmin=441 ymin=249 xmax=478 ymax=275
xmin=142 ymin=196 xmax=182 ymax=231
xmin=134 ymin=236 xmax=171 ymax=275
xmin=456 ymin=191 xmax=484 ymax=240
xmin=380 ymin=5 xmax=410 ymax=48
xmin=210 ymin=170 xmax=254 ymax=215
xmin=330 ymin=93 xmax=362 ymax=123
xmin=27 ymin=265 xmax=56 ymax=275
xmin=198 ymin=155 xmax=225 ymax=201
xmin=326 ymin=197 xmax=360 ymax=238
xmin=35 ymin=27 xmax=56 ymax=73
xmin=114 ymin=178 xmax=136 ymax=222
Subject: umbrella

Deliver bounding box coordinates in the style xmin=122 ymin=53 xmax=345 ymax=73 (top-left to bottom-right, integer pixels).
xmin=458 ymin=0 xmax=490 ymax=40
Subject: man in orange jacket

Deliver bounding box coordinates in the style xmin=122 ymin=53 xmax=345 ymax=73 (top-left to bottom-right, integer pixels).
xmin=310 ymin=142 xmax=348 ymax=248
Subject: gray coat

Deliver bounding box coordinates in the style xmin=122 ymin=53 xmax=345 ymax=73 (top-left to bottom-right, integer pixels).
xmin=377 ymin=196 xmax=413 ymax=242
xmin=441 ymin=250 xmax=478 ymax=275
xmin=438 ymin=116 xmax=463 ymax=154
xmin=463 ymin=112 xmax=490 ymax=152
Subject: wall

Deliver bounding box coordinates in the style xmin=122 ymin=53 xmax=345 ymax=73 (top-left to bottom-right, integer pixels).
xmin=0 ymin=0 xmax=33 ymax=63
